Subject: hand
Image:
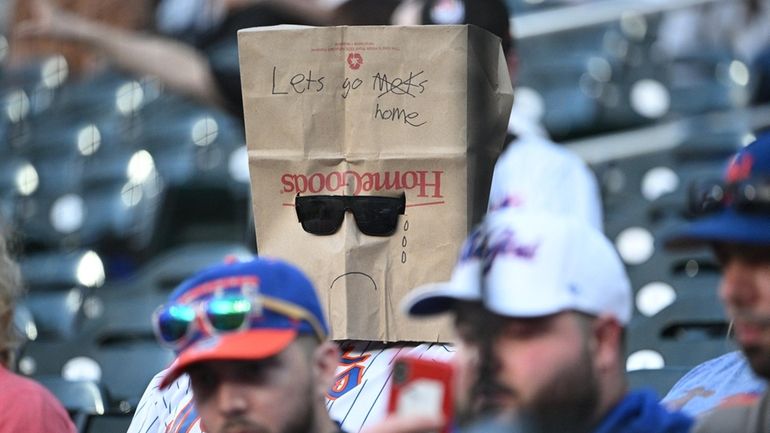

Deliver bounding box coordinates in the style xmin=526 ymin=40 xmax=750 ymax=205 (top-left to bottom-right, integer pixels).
xmin=361 ymin=414 xmax=445 ymax=433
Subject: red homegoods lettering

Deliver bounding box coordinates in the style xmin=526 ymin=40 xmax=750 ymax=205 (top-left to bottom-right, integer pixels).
xmin=281 ymin=170 xmax=443 ymax=198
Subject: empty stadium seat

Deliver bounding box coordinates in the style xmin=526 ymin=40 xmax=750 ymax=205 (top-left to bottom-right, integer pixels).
xmin=36 ymin=375 xmax=134 ymax=433
xmin=627 ymin=291 xmax=734 ymax=368
xmin=35 ymin=376 xmax=110 ymax=432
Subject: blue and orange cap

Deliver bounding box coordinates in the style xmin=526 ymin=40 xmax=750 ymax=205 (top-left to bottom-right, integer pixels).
xmin=665 ymin=133 xmax=770 ymax=248
xmin=159 ymin=257 xmax=328 ymax=388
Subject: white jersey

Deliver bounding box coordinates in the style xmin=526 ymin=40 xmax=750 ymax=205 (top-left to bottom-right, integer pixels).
xmin=126 ymin=342 xmax=455 ymax=433
xmin=127 ymin=367 xmax=199 ymax=433
xmin=326 ymin=342 xmax=455 ymax=432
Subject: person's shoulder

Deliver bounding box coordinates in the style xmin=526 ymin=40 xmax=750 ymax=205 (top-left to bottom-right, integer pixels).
xmin=128 ymin=368 xmax=197 ymax=433
xmin=692 ymin=397 xmax=760 ymax=433
xmin=662 ymin=351 xmax=765 ymax=416
xmin=0 ymin=369 xmax=53 ymax=398
xmin=0 ymin=370 xmax=75 ymax=431
xmin=333 ymin=341 xmax=454 ymax=365
xmin=677 ymin=351 xmax=750 ymax=380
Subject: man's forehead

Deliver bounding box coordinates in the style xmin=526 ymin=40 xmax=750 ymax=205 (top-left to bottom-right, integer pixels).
xmin=187 ymin=355 xmax=283 ymax=375
xmin=453 ymin=301 xmax=488 ymax=324
xmin=454 ymin=306 xmax=587 ymax=329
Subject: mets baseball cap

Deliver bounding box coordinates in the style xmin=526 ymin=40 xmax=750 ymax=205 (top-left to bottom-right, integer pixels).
xmin=665 ymin=133 xmax=770 ymax=248
xmin=155 ymin=257 xmax=328 ymax=388
xmin=403 ymin=209 xmax=632 ymax=324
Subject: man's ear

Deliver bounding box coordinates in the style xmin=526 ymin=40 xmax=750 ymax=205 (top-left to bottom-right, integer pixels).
xmin=591 ymin=315 xmax=624 ymax=374
xmin=313 ymin=341 xmax=341 ymax=395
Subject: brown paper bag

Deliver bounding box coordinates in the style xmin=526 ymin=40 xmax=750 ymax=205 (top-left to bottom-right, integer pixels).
xmin=239 ymin=25 xmax=512 ymax=342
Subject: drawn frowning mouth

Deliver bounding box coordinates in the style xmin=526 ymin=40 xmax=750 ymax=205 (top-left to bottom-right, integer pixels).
xmin=330 ymin=272 xmax=377 ymax=292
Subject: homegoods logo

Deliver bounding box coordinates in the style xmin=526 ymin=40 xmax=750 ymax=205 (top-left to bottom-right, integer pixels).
xmin=281 ymin=170 xmax=444 ymax=199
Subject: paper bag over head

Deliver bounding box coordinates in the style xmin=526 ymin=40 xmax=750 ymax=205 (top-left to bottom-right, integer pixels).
xmin=238 ymin=25 xmax=513 ymax=342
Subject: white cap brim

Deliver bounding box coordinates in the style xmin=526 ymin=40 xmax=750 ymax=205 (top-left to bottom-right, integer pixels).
xmin=402 ymin=281 xmax=481 ymax=316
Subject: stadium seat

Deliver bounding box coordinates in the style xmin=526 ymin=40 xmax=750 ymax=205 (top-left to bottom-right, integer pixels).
xmin=673 ymin=129 xmax=746 ymax=163
xmin=35 ymin=376 xmax=110 ymax=433
xmin=667 ymin=53 xmax=750 ymax=116
xmin=84 ymin=411 xmax=134 ymax=433
xmin=625 ymin=248 xmax=717 ymax=297
xmin=91 ymin=336 xmax=174 ymax=401
xmin=36 ymin=374 xmax=135 ymax=433
xmin=627 ymin=291 xmax=734 ymax=367
xmin=18 ymin=250 xmax=104 ymax=340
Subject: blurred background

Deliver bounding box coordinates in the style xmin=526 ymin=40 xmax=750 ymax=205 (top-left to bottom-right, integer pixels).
xmin=1 ymin=0 xmax=767 ymax=431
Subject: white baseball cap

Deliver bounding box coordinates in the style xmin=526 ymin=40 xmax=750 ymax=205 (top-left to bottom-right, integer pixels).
xmin=403 ymin=209 xmax=632 ymax=324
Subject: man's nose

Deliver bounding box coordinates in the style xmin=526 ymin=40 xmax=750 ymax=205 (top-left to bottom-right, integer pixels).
xmin=215 ymin=380 xmax=249 ymax=415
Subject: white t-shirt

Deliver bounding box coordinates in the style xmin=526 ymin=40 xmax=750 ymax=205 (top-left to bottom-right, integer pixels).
xmin=126 ymin=342 xmax=455 ymax=433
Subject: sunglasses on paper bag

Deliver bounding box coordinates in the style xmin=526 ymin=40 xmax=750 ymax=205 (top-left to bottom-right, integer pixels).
xmin=153 ymin=289 xmax=327 ymax=351
xmin=295 ymin=193 xmax=406 ymax=236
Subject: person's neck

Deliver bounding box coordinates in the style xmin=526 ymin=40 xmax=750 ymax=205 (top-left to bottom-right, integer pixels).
xmin=314 ymin=403 xmax=341 ymax=433
xmin=593 ymin=372 xmax=629 ymax=425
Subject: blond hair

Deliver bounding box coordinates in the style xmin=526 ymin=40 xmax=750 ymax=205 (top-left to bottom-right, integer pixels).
xmin=0 ymin=232 xmax=22 ymax=368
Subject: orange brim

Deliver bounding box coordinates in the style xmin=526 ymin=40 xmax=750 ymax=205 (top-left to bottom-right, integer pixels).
xmin=160 ymin=329 xmax=297 ymax=388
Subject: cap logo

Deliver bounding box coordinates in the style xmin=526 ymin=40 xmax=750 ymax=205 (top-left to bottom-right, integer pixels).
xmin=725 ymin=153 xmax=754 ymax=183
xmin=460 ymin=227 xmax=540 ymax=273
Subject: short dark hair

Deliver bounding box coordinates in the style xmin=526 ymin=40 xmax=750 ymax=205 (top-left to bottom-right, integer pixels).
xmin=421 ymin=0 xmax=513 ymax=55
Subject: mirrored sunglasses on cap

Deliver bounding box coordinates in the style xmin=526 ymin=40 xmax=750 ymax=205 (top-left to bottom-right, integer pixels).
xmin=689 ymin=178 xmax=770 ymax=216
xmin=295 ymin=192 xmax=406 ymax=236
xmin=152 ymin=287 xmax=327 ymax=351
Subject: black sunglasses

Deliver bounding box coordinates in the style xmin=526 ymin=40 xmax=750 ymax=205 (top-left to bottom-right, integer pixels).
xmin=295 ymin=193 xmax=406 ymax=236
xmin=689 ymin=178 xmax=770 ymax=216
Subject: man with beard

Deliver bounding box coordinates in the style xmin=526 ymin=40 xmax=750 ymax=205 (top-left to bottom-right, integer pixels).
xmin=663 ymin=133 xmax=770 ymax=431
xmin=150 ymin=256 xmax=343 ymax=433
xmin=370 ymin=209 xmax=693 ymax=433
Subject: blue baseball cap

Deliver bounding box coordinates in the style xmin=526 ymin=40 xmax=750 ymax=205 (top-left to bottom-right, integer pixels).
xmin=158 ymin=257 xmax=328 ymax=388
xmin=665 ymin=133 xmax=770 ymax=248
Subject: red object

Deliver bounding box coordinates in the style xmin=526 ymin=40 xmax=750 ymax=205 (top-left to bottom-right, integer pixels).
xmin=387 ymin=356 xmax=454 ymax=433
xmin=347 ymin=52 xmax=364 ymax=70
